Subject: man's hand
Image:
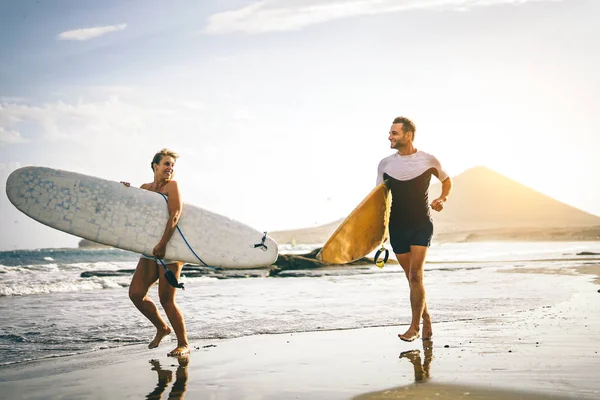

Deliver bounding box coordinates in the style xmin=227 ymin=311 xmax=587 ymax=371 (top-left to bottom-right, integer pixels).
xmin=430 ymin=197 xmax=446 ymax=212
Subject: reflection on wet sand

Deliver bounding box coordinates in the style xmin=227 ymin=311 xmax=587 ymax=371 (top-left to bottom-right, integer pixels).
xmin=146 ymin=356 xmax=189 ymax=400
xmin=353 ymin=383 xmax=572 ymax=400
xmin=399 ymin=339 xmax=434 ymax=383
xmin=353 ymin=339 xmax=571 ymax=400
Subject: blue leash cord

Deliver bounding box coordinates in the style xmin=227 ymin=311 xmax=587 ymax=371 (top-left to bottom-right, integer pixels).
xmin=151 ymin=193 xmax=218 ymax=289
xmin=157 ymin=192 xmax=217 ymax=270
xmin=154 ymin=192 xmax=270 ymax=289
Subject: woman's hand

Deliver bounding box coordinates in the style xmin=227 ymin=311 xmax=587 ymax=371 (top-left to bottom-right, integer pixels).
xmin=152 ymin=241 xmax=167 ymax=259
xmin=120 ymin=181 xmax=131 ymax=187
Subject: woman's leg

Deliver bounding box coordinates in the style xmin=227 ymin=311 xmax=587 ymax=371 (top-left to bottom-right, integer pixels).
xmin=158 ymin=262 xmax=189 ymax=356
xmin=129 ymin=258 xmax=172 ymax=348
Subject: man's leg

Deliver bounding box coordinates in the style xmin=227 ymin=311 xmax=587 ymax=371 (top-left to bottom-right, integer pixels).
xmin=395 ymin=252 xmax=432 ymax=339
xmin=397 ymin=245 xmax=429 ymax=341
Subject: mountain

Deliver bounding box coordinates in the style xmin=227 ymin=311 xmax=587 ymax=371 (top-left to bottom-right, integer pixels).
xmin=270 ymin=166 xmax=600 ymax=244
xmin=429 ymin=166 xmax=600 ymax=230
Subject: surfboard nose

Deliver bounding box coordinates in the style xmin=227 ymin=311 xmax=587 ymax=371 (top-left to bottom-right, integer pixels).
xmin=5 ymin=167 xmax=29 ymax=208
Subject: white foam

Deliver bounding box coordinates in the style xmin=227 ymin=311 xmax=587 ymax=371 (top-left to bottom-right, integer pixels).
xmin=0 ymin=276 xmax=132 ymax=296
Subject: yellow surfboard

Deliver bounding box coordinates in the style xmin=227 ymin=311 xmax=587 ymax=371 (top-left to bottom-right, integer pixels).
xmin=318 ymin=181 xmax=391 ymax=264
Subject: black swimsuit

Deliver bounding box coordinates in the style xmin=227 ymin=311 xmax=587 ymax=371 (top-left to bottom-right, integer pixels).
xmin=377 ymin=151 xmax=448 ymax=254
xmin=385 ymin=171 xmax=435 ymax=254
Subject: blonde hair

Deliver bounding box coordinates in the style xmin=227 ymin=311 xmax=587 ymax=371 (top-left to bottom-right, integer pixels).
xmin=151 ymin=148 xmax=179 ymax=171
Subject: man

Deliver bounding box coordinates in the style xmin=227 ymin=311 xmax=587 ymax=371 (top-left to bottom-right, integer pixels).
xmin=377 ymin=117 xmax=452 ymax=342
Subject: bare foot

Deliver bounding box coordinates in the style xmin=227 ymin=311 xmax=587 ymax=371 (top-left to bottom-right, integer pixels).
xmin=399 ymin=349 xmax=421 ymax=360
xmin=149 ymin=359 xmax=173 ymax=382
xmin=167 ymin=345 xmax=190 ymax=357
xmin=422 ymin=317 xmax=433 ymax=340
xmin=399 ymin=327 xmax=420 ymax=342
xmin=148 ymin=326 xmax=172 ymax=349
xmin=400 ymin=349 xmax=430 ymax=382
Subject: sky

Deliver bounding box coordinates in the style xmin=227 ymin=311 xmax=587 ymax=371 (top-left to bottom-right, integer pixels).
xmin=1 ymin=0 xmax=599 ymax=250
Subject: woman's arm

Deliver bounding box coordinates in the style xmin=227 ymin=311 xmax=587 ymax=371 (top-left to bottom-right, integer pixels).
xmin=152 ymin=181 xmax=183 ymax=259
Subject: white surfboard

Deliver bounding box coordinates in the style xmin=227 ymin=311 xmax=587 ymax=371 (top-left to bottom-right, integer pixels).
xmin=6 ymin=167 xmax=278 ymax=268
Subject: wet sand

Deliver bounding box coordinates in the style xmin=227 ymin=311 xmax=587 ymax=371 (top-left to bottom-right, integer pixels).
xmin=0 ymin=270 xmax=599 ymax=399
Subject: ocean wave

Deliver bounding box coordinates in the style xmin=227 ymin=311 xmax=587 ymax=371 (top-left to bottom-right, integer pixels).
xmin=0 ymin=276 xmax=131 ymax=296
xmin=0 ymin=341 xmax=145 ymax=367
xmin=0 ymin=333 xmax=28 ymax=343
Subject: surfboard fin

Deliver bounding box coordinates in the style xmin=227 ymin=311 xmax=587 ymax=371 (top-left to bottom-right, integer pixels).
xmin=253 ymin=232 xmax=269 ymax=251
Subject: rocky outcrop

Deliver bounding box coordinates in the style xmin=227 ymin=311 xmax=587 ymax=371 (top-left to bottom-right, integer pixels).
xmin=268 ymin=247 xmax=394 ymax=276
xmin=79 ymin=247 xmax=394 ymax=280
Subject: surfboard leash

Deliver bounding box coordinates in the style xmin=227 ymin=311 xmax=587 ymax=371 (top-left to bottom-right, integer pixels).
xmin=157 ymin=193 xmax=217 ymax=270
xmin=374 ymin=244 xmax=389 ymax=269
xmin=155 ymin=257 xmax=185 ymax=290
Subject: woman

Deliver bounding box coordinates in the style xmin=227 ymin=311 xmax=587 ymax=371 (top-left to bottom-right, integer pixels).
xmin=122 ymin=148 xmax=189 ymax=357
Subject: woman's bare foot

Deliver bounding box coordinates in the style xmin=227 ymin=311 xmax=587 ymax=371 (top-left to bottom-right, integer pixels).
xmin=149 ymin=359 xmax=173 ymax=382
xmin=167 ymin=345 xmax=190 ymax=357
xmin=399 ymin=327 xmax=420 ymax=342
xmin=148 ymin=326 xmax=172 ymax=349
xmin=422 ymin=316 xmax=433 ymax=340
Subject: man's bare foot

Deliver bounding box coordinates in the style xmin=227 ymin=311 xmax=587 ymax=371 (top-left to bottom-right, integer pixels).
xmin=422 ymin=317 xmax=433 ymax=340
xmin=399 ymin=327 xmax=420 ymax=342
xmin=148 ymin=326 xmax=172 ymax=349
xmin=167 ymin=345 xmax=190 ymax=357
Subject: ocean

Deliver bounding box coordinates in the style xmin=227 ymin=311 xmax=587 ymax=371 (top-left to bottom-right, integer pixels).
xmin=1 ymin=241 xmax=599 ymax=367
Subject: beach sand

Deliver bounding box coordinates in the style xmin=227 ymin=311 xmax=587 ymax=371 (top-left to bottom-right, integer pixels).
xmin=1 ymin=269 xmax=599 ymax=399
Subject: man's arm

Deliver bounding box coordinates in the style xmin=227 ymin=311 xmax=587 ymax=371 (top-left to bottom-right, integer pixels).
xmin=376 ymin=159 xmax=385 ymax=185
xmin=430 ymin=177 xmax=452 ymax=212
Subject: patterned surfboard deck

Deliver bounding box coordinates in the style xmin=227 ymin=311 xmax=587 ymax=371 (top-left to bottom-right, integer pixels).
xmin=6 ymin=167 xmax=278 ymax=268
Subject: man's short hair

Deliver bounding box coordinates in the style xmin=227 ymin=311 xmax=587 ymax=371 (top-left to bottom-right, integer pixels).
xmin=392 ymin=116 xmax=416 ymax=140
xmin=151 ymin=148 xmax=179 ymax=171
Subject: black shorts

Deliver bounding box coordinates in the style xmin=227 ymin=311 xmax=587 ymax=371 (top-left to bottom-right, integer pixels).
xmin=389 ymin=219 xmax=434 ymax=255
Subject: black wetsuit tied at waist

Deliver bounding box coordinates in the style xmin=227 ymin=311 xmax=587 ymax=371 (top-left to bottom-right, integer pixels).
xmin=384 ymin=169 xmax=436 ymax=227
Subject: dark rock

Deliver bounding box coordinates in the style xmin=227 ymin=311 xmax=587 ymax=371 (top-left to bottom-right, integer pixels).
xmin=80 ymin=269 xmax=135 ymax=278
xmin=181 ymin=265 xmax=268 ymax=279
xmin=272 ymin=253 xmax=328 ymax=270
xmin=268 ymin=247 xmax=392 ymax=276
